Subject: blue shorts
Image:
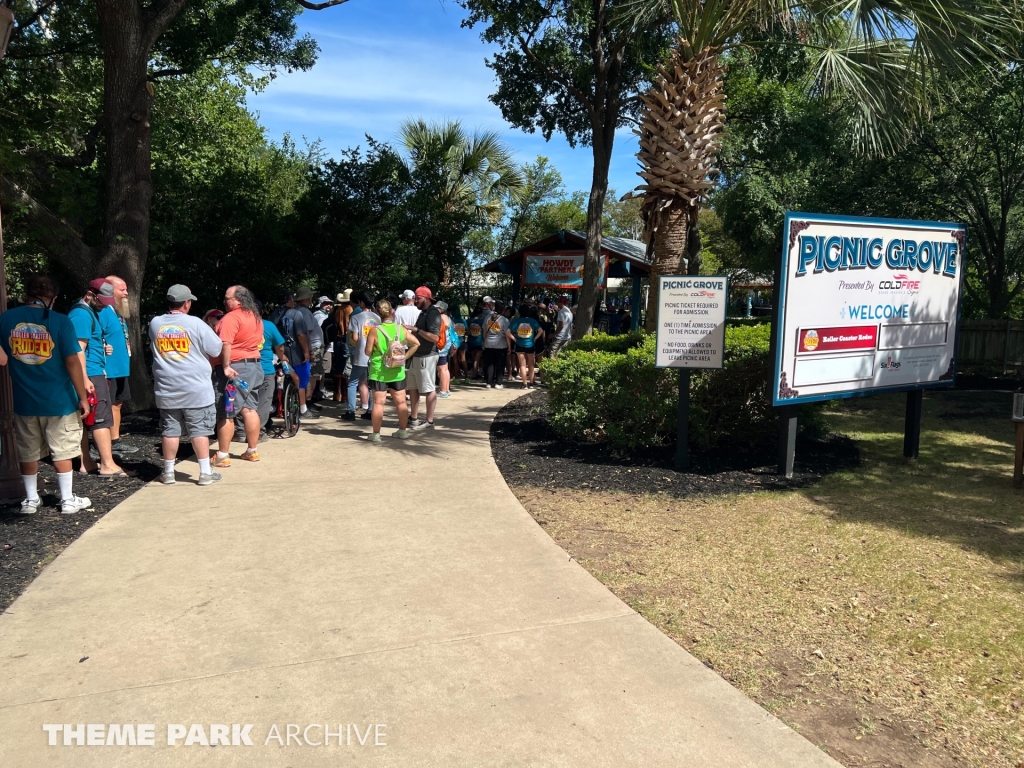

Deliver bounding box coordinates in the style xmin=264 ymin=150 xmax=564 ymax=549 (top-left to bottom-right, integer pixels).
xmin=295 ymin=360 xmax=311 ymax=389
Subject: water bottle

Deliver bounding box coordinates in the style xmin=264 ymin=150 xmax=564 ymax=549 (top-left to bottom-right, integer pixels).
xmin=237 ymin=379 xmax=250 ymax=395
xmin=224 ymin=382 xmax=237 ymax=415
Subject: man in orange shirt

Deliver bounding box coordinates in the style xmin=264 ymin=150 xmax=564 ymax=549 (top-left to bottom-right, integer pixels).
xmin=213 ymin=285 xmax=264 ymax=466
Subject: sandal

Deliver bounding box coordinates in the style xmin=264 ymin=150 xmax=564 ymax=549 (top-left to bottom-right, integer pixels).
xmin=96 ymin=470 xmax=138 ymax=480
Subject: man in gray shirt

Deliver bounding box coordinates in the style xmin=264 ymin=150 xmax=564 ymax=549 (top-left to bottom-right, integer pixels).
xmin=293 ymin=286 xmax=324 ymax=410
xmin=150 ymin=284 xmax=226 ymax=486
xmin=547 ymin=295 xmax=574 ymax=359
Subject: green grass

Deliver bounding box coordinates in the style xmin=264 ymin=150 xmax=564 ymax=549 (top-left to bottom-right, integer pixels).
xmin=515 ymin=388 xmax=1024 ymax=768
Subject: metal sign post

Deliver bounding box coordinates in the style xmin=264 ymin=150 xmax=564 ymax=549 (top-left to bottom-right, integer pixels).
xmin=654 ymin=275 xmax=729 ymax=472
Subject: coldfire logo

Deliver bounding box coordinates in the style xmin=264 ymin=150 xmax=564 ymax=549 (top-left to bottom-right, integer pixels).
xmin=878 ymin=273 xmax=921 ymax=292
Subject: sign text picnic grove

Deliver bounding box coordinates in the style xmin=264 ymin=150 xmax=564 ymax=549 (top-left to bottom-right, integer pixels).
xmin=655 ymin=276 xmax=728 ymax=369
xmin=773 ymin=212 xmax=965 ymax=406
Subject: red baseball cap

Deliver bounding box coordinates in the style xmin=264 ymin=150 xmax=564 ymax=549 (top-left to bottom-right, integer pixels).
xmin=414 ymin=286 xmax=434 ymax=301
xmin=88 ymin=278 xmax=117 ymax=306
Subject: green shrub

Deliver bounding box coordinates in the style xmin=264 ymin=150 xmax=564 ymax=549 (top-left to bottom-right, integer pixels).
xmin=564 ymin=331 xmax=646 ymax=354
xmin=542 ymin=324 xmax=821 ymax=452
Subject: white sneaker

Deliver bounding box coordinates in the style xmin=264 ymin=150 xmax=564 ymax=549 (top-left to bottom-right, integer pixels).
xmin=393 ymin=429 xmax=411 ymax=439
xmin=494 ymin=383 xmax=504 ymax=389
xmin=19 ymin=498 xmax=41 ymax=514
xmin=410 ymin=420 xmax=434 ymax=430
xmin=160 ymin=470 xmax=176 ymax=485
xmin=197 ymin=471 xmax=222 ymax=486
xmin=61 ymin=495 xmax=92 ymax=515
xmin=368 ymin=432 xmax=382 ymax=443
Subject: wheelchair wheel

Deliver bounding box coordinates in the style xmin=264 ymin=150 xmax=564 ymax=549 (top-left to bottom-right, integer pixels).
xmin=282 ymin=379 xmax=302 ymax=437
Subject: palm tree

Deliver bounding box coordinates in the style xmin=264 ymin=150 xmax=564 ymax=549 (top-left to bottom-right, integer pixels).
xmin=400 ymin=119 xmax=525 ymax=225
xmin=627 ymin=0 xmax=1020 ymax=330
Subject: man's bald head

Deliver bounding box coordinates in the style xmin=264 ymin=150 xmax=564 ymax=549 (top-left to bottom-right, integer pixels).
xmin=106 ymin=275 xmax=130 ymax=318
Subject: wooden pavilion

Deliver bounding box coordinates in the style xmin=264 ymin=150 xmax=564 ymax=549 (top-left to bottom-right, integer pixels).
xmin=482 ymin=230 xmax=651 ymax=331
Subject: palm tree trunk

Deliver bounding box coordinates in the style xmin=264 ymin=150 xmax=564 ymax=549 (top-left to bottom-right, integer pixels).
xmin=645 ymin=204 xmax=689 ymax=331
xmin=635 ymin=43 xmax=725 ymax=329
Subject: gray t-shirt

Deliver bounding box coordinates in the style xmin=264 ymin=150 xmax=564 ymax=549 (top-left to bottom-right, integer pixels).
xmin=347 ymin=310 xmax=380 ymax=367
xmin=296 ymin=305 xmax=322 ymax=350
xmin=556 ymin=306 xmax=574 ymax=340
xmin=149 ymin=312 xmax=223 ymax=409
xmin=483 ymin=313 xmax=510 ymax=349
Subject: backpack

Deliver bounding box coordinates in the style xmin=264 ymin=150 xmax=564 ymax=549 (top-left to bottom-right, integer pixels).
xmin=379 ymin=324 xmax=406 ymax=369
xmin=436 ymin=313 xmax=449 ymax=351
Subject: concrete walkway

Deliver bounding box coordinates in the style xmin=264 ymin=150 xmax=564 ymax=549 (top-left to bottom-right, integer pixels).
xmin=0 ymin=387 xmax=839 ymax=767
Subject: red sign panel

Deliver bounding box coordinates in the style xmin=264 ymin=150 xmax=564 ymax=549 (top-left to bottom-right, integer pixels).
xmin=797 ymin=325 xmax=878 ymax=355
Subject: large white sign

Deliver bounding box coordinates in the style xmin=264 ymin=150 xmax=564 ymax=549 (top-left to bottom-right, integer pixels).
xmin=773 ymin=212 xmax=965 ymax=406
xmin=655 ymin=275 xmax=728 ymax=369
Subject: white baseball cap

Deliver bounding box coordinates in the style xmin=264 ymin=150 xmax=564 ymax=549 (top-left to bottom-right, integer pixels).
xmin=401 ymin=289 xmax=416 ymax=300
xmin=482 ymin=295 xmax=494 ymax=304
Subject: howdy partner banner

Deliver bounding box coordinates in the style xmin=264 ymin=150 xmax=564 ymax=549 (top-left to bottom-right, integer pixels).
xmin=523 ymin=253 xmax=607 ymax=289
xmin=773 ymin=212 xmax=966 ymax=406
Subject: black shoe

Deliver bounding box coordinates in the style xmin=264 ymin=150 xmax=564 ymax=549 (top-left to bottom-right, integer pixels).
xmin=309 ymin=402 xmax=323 ymax=411
xmin=341 ymin=411 xmax=356 ymax=422
xmin=359 ymin=411 xmax=372 ymax=421
xmin=301 ymin=409 xmax=320 ymax=420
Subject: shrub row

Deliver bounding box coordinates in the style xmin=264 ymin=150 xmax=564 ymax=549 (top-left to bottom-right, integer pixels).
xmin=542 ymin=325 xmax=785 ymax=452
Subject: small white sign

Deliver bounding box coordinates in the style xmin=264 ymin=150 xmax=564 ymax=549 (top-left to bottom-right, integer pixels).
xmin=655 ymin=275 xmax=728 ymax=369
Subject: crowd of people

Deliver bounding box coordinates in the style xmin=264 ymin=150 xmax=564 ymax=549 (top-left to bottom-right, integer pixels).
xmin=0 ymin=275 xmax=578 ymax=513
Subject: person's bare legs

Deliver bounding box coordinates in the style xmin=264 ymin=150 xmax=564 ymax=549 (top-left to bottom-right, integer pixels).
xmin=424 ymin=390 xmax=437 ymax=423
xmin=358 ymin=376 xmax=370 ymax=411
xmin=438 ymin=360 xmax=450 ymax=394
xmin=22 ymin=459 xmax=73 ymax=475
xmin=111 ymin=401 xmax=123 ymax=441
xmin=527 ymin=353 xmax=536 ymax=385
xmin=82 ymin=428 xmax=122 ymax=474
xmin=162 ymin=436 xmax=180 ymax=462
xmin=241 ymin=407 xmax=260 ymax=450
xmin=216 ymin=418 xmax=234 ymax=455
xmin=371 ymin=390 xmax=386 ymax=433
xmin=391 ymin=389 xmax=409 ymax=428
xmin=517 ymin=353 xmax=528 ymax=387
xmin=409 ymin=389 xmax=420 ymax=422
xmin=191 ymin=436 xmax=210 ymax=461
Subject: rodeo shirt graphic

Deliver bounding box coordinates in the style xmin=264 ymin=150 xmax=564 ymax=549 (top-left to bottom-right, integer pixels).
xmin=155 ymin=325 xmax=192 ymax=361
xmin=9 ymin=323 xmax=55 ymax=364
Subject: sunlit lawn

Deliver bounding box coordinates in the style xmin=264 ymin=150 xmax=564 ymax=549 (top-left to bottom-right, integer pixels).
xmin=514 ymin=388 xmax=1024 ymax=768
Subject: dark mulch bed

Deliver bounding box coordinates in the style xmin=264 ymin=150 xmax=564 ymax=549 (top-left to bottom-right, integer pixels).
xmin=0 ymin=409 xmax=164 ymax=613
xmin=490 ymin=390 xmax=859 ymax=498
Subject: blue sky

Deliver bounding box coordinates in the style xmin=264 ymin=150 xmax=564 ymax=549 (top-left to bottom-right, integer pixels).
xmin=248 ymin=0 xmax=642 ymax=197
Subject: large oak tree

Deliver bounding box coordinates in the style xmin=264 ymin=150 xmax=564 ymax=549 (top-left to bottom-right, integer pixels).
xmin=0 ymin=0 xmax=349 ymax=401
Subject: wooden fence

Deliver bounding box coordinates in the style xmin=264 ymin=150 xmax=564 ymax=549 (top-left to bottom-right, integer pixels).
xmin=958 ymin=319 xmax=1024 ymax=371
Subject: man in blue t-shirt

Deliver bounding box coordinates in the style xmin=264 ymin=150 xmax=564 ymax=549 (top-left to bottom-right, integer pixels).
xmin=99 ymin=275 xmax=137 ymax=456
xmin=0 ymin=275 xmax=93 ymax=514
xmin=68 ymin=279 xmax=128 ymax=478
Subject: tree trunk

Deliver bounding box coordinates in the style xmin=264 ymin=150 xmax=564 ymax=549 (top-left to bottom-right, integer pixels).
xmin=644 ymin=203 xmax=689 ymax=331
xmin=574 ymin=126 xmax=614 ymax=339
xmin=95 ymin=3 xmax=158 ymax=408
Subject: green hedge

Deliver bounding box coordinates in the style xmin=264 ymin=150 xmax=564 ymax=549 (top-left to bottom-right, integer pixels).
xmin=564 ymin=331 xmax=647 ymax=354
xmin=541 ymin=325 xmax=786 ymax=451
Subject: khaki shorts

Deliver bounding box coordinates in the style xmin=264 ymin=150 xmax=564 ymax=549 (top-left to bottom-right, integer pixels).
xmin=15 ymin=412 xmax=84 ymax=462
